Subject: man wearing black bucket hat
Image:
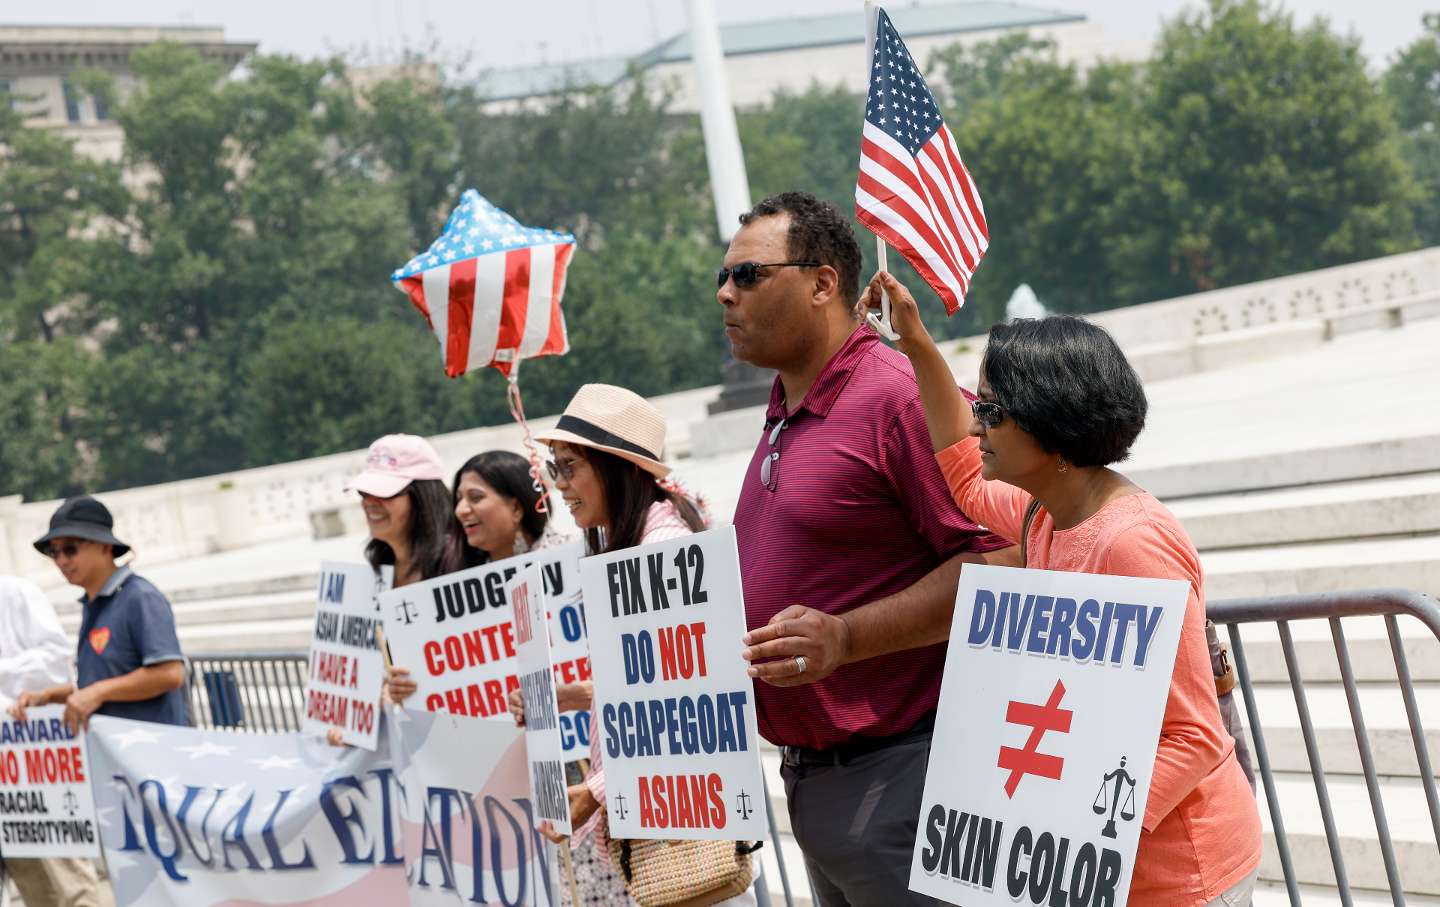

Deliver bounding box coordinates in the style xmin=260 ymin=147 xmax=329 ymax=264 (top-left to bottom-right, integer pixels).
xmin=8 ymin=496 xmax=186 ymax=733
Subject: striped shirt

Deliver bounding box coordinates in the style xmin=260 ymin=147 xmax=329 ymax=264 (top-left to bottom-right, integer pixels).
xmin=733 ymin=324 xmax=1009 ymax=750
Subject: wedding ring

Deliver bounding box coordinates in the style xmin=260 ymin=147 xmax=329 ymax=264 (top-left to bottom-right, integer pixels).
xmin=794 ymin=655 xmax=807 ymax=674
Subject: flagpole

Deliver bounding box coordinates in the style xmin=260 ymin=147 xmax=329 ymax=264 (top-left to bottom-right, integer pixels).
xmin=863 ymin=0 xmax=902 ymax=341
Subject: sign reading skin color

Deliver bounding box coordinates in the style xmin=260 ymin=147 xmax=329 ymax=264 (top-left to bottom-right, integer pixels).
xmin=908 ymin=564 xmax=1187 ymax=907
xmin=303 ymin=561 xmax=390 ymax=749
xmin=509 ymin=565 xmax=572 ymax=835
xmin=0 ymin=704 xmax=101 ymax=857
xmin=580 ymin=525 xmax=767 ymax=841
xmin=379 ymin=543 xmax=594 ymax=760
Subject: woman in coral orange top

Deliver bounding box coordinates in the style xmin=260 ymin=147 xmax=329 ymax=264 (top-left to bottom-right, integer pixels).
xmin=863 ymin=272 xmax=1262 ymax=906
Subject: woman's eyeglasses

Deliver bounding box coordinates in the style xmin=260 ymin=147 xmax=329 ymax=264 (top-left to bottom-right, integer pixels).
xmin=545 ymin=458 xmax=578 ymax=481
xmin=758 ymin=419 xmax=787 ymax=492
xmin=971 ymin=399 xmax=1006 ymax=428
xmin=716 ymin=261 xmax=820 ymax=290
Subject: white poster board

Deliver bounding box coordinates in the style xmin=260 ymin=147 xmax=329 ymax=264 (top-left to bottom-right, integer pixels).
xmin=0 ymin=704 xmax=101 ymax=857
xmin=579 ymin=525 xmax=767 ymax=841
xmin=302 ymin=561 xmax=390 ymax=749
xmin=510 ymin=565 xmax=572 ymax=834
xmin=908 ymin=564 xmax=1188 ymax=906
xmin=378 ymin=543 xmax=593 ymax=761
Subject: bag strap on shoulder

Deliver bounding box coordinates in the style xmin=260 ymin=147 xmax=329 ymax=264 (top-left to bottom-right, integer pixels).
xmin=1019 ymin=498 xmax=1042 ymax=568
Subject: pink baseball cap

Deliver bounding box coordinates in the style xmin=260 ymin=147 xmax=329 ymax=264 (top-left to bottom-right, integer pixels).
xmin=346 ymin=434 xmax=446 ymax=498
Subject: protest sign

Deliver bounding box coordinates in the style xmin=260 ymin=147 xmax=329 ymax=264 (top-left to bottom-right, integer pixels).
xmin=0 ymin=704 xmax=100 ymax=858
xmin=579 ymin=525 xmax=766 ymax=841
xmin=509 ymin=565 xmax=571 ymax=834
xmin=378 ymin=542 xmax=593 ymax=760
xmin=85 ymin=709 xmax=551 ymax=906
xmin=908 ymin=564 xmax=1187 ymax=907
xmin=303 ymin=561 xmax=390 ymax=749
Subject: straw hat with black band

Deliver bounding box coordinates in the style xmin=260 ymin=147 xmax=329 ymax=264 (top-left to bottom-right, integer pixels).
xmin=33 ymin=496 xmax=131 ymax=558
xmin=535 ymin=384 xmax=671 ymax=478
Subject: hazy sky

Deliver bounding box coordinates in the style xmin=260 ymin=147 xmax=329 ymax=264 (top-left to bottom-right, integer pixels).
xmin=15 ymin=0 xmax=1434 ymax=72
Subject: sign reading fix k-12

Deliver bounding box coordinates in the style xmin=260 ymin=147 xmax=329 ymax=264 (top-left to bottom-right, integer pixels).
xmin=908 ymin=564 xmax=1187 ymax=907
xmin=580 ymin=525 xmax=767 ymax=841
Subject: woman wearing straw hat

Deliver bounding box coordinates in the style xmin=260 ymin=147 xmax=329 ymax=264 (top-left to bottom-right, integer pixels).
xmin=521 ymin=385 xmax=753 ymax=907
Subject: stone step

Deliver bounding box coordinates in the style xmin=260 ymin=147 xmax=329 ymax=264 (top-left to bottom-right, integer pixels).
xmin=1253 ymin=880 xmax=1440 ymax=906
xmin=1241 ymin=682 xmax=1440 ymax=779
xmin=1255 ymin=772 xmax=1439 ymax=895
xmin=59 ymin=588 xmax=318 ymax=632
xmin=1224 ymin=614 xmax=1440 ymax=684
xmin=176 ymin=617 xmax=315 ymax=653
xmin=1170 ymin=471 xmax=1440 ymax=552
xmin=1201 ymin=533 xmax=1440 ymax=600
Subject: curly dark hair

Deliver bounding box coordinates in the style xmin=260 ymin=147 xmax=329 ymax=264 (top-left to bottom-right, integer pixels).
xmin=738 ymin=191 xmax=863 ymax=305
xmin=982 ymin=315 xmax=1147 ymax=468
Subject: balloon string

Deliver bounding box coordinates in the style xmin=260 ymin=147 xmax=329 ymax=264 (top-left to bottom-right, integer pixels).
xmin=507 ymin=369 xmax=551 ymax=515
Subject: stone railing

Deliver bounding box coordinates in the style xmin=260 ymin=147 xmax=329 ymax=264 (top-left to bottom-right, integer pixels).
xmin=4 ymin=248 xmax=1436 ymax=580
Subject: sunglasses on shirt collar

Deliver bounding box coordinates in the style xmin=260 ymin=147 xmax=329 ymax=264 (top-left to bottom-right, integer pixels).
xmin=716 ymin=260 xmax=821 ymax=290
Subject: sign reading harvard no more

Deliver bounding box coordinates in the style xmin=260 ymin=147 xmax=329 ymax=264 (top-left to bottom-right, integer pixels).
xmin=0 ymin=705 xmax=100 ymax=858
xmin=909 ymin=564 xmax=1187 ymax=907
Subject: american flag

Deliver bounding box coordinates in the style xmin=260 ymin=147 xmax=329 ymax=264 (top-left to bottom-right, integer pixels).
xmin=855 ymin=7 xmax=988 ymax=314
xmin=392 ymin=190 xmax=574 ymax=378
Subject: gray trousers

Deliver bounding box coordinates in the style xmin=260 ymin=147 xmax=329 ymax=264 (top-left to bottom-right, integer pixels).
xmin=781 ymin=734 xmax=941 ymax=907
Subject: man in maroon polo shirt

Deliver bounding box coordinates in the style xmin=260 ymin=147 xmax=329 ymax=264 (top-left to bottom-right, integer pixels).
xmin=721 ymin=192 xmax=1014 ymax=905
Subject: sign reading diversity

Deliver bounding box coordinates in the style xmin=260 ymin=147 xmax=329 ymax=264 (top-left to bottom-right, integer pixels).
xmin=908 ymin=564 xmax=1187 ymax=907
xmin=0 ymin=705 xmax=101 ymax=858
xmin=510 ymin=566 xmax=572 ymax=835
xmin=378 ymin=542 xmax=593 ymax=759
xmin=303 ymin=561 xmax=390 ymax=749
xmin=580 ymin=525 xmax=766 ymax=841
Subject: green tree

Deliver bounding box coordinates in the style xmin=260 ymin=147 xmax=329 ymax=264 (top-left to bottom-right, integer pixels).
xmin=1383 ymin=14 xmax=1440 ymax=246
xmin=1106 ymin=0 xmax=1420 ymax=302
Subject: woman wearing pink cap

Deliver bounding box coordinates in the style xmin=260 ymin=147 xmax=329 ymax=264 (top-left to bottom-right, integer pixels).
xmin=347 ymin=434 xmax=455 ymax=588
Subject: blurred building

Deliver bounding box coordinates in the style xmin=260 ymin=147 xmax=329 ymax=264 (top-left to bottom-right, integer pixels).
xmin=478 ymin=1 xmax=1147 ymax=110
xmin=0 ymin=25 xmax=256 ymax=160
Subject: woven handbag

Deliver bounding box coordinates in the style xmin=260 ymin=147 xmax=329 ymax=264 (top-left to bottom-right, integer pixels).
xmin=606 ymin=836 xmax=762 ymax=907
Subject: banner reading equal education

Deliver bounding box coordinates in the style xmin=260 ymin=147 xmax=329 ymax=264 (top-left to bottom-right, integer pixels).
xmin=908 ymin=564 xmax=1187 ymax=907
xmin=0 ymin=704 xmax=100 ymax=858
xmin=579 ymin=525 xmax=767 ymax=841
xmin=378 ymin=543 xmax=593 ymax=760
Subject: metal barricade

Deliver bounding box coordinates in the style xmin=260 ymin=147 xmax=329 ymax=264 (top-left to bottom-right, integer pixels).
xmin=185 ymin=652 xmax=309 ymax=733
xmin=1207 ymin=587 xmax=1440 ymax=905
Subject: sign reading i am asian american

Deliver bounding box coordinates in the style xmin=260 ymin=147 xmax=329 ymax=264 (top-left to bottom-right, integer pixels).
xmin=378 ymin=542 xmax=594 ymax=759
xmin=0 ymin=704 xmax=101 ymax=858
xmin=580 ymin=525 xmax=766 ymax=841
xmin=302 ymin=561 xmax=390 ymax=749
xmin=510 ymin=565 xmax=572 ymax=835
xmin=908 ymin=564 xmax=1187 ymax=907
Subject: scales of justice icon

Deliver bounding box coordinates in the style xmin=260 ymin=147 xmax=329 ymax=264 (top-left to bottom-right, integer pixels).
xmin=1093 ymin=756 xmax=1137 ymax=838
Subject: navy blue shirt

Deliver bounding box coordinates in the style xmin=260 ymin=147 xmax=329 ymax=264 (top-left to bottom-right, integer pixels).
xmin=75 ymin=566 xmax=187 ymax=726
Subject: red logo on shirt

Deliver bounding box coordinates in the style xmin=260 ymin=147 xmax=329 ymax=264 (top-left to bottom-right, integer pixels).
xmin=89 ymin=627 xmax=111 ymax=654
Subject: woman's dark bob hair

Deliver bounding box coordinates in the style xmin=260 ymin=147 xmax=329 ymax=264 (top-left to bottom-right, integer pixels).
xmin=981 ymin=315 xmax=1147 ymax=468
xmin=567 ymin=446 xmax=705 ymax=555
xmin=449 ymin=450 xmax=550 ymax=569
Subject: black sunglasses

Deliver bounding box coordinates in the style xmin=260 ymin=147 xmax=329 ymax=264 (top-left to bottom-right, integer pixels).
xmin=716 ymin=260 xmax=821 ymax=290
xmin=758 ymin=418 xmax=787 ymax=492
xmin=971 ymin=399 xmax=1006 ymax=428
xmin=545 ymin=458 xmax=579 ymax=481
xmin=46 ymin=542 xmax=82 ymax=560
